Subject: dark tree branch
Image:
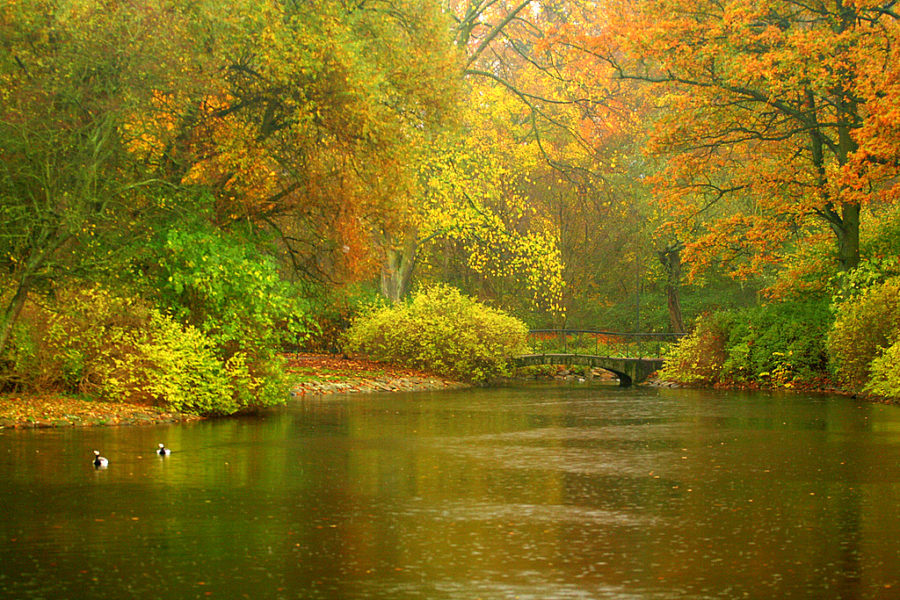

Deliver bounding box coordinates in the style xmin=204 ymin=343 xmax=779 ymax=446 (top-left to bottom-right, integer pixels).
xmin=465 ymin=0 xmax=535 ymax=67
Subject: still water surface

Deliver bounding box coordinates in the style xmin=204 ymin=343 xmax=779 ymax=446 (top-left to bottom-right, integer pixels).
xmin=3 ymin=384 xmax=900 ymax=599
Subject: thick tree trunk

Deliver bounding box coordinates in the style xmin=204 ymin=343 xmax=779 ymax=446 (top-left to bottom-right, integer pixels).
xmin=822 ymin=201 xmax=861 ymax=272
xmin=658 ymin=243 xmax=685 ymax=334
xmin=806 ymin=87 xmax=862 ymax=273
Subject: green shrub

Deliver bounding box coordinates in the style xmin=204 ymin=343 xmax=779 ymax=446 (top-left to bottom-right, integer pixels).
xmin=829 ymin=256 xmax=900 ymax=305
xmin=660 ymin=299 xmax=831 ymax=387
xmin=145 ymin=221 xmax=310 ymax=356
xmin=865 ymin=339 xmax=900 ymax=400
xmin=0 ymin=287 xmax=287 ymax=415
xmin=659 ymin=312 xmax=730 ymax=384
xmin=138 ymin=222 xmax=310 ymax=408
xmin=344 ymin=284 xmax=529 ymax=382
xmin=722 ymin=300 xmax=831 ymax=385
xmin=2 ymin=287 xmax=149 ymax=393
xmin=828 ymin=276 xmax=900 ymax=388
xmin=1 ymin=304 xmax=53 ymax=391
xmin=93 ymin=309 xmax=246 ymax=415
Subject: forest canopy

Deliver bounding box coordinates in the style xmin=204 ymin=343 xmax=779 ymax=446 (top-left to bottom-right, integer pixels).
xmin=2 ymin=0 xmax=899 ymax=407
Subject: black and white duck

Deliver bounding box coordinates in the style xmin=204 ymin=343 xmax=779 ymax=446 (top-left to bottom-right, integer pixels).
xmin=92 ymin=450 xmax=108 ymax=468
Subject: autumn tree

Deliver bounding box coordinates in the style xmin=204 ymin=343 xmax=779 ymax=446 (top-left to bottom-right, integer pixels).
xmin=0 ymin=0 xmax=195 ymax=357
xmin=405 ymin=111 xmax=566 ymax=312
xmin=447 ymin=0 xmax=685 ymax=329
xmin=4 ymin=0 xmax=511 ymax=362
xmin=349 ymin=0 xmax=569 ymax=313
xmin=120 ymin=0 xmax=464 ymax=294
xmin=556 ymin=0 xmax=900 ymax=281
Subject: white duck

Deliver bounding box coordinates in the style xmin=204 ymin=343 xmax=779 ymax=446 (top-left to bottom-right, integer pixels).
xmin=157 ymin=443 xmax=171 ymax=456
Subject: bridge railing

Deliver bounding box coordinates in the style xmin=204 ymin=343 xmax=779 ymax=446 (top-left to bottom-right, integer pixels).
xmin=527 ymin=329 xmax=686 ymax=360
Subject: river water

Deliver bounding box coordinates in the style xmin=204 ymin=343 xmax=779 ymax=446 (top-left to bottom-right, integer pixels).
xmin=2 ymin=384 xmax=900 ymax=599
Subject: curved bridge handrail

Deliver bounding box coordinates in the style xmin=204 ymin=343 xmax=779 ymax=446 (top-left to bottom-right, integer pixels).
xmin=528 ymin=329 xmax=686 ymax=340
xmin=525 ymin=329 xmax=686 ymax=361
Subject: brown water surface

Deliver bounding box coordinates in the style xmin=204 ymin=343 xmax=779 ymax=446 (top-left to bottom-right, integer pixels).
xmin=2 ymin=384 xmax=900 ymax=599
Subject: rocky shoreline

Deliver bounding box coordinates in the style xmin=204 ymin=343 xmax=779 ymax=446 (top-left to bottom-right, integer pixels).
xmin=289 ymin=376 xmax=467 ymax=397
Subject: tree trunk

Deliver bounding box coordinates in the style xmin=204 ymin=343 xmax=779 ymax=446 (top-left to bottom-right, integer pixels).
xmin=0 ymin=279 xmax=30 ymax=359
xmin=379 ymin=232 xmax=419 ymax=302
xmin=658 ymin=243 xmax=685 ymax=334
xmin=0 ymin=229 xmax=71 ymax=358
xmin=837 ymin=203 xmax=861 ymax=271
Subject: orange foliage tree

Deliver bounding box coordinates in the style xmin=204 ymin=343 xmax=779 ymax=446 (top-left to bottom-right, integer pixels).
xmin=551 ymin=0 xmax=900 ymax=282
xmin=124 ymin=0 xmax=462 ymax=287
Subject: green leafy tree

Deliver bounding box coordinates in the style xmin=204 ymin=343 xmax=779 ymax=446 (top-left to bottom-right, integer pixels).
xmin=0 ymin=0 xmax=207 ymax=356
xmin=138 ymin=218 xmax=310 ymax=403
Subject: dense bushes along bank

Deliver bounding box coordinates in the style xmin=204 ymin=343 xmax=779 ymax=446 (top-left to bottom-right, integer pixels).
xmin=0 ymin=355 xmax=466 ymax=429
xmin=0 ymin=222 xmax=307 ymax=416
xmin=660 ymin=272 xmax=900 ymax=401
xmin=6 ymin=259 xmax=898 ymax=418
xmin=1 ymin=283 xmax=524 ymax=418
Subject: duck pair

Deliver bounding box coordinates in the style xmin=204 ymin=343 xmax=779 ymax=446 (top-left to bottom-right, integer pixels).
xmin=92 ymin=444 xmax=171 ymax=468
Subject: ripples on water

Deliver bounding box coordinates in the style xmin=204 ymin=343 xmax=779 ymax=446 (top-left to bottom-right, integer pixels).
xmin=2 ymin=384 xmax=900 ymax=599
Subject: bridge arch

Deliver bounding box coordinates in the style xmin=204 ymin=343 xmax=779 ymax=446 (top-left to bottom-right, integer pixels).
xmin=513 ymin=353 xmax=664 ymax=386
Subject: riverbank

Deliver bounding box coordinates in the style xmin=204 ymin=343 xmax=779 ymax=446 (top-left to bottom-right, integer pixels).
xmin=5 ymin=354 xmax=886 ymax=430
xmin=645 ymin=375 xmax=900 ymax=406
xmin=0 ymin=354 xmax=466 ymax=429
xmin=0 ymin=395 xmax=199 ymax=429
xmin=285 ymin=353 xmax=467 ymax=396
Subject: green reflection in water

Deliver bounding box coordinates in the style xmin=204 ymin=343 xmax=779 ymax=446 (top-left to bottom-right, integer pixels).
xmin=2 ymin=384 xmax=900 ymax=599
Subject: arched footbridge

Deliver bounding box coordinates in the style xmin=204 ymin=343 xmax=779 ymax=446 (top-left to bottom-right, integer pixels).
xmin=514 ymin=329 xmax=686 ymax=386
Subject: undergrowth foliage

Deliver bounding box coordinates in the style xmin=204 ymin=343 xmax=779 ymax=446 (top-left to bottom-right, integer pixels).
xmin=661 ymin=300 xmax=831 ymax=387
xmin=866 ymin=340 xmax=900 ymax=399
xmin=661 ymin=267 xmax=900 ymax=400
xmin=343 ymin=284 xmax=529 ymax=383
xmin=0 ymin=286 xmax=290 ymax=415
xmin=828 ymin=276 xmax=900 ymax=391
xmin=658 ymin=313 xmax=729 ymax=384
xmin=147 ymin=223 xmax=310 ymax=358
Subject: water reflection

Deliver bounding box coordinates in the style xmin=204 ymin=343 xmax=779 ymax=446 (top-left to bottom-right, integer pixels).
xmin=2 ymin=385 xmax=900 ymax=598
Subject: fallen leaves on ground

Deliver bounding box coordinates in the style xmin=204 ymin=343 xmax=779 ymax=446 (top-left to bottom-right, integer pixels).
xmin=284 ymin=353 xmax=466 ymax=396
xmin=0 ymin=395 xmax=197 ymax=429
xmin=285 ymin=353 xmax=432 ymax=378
